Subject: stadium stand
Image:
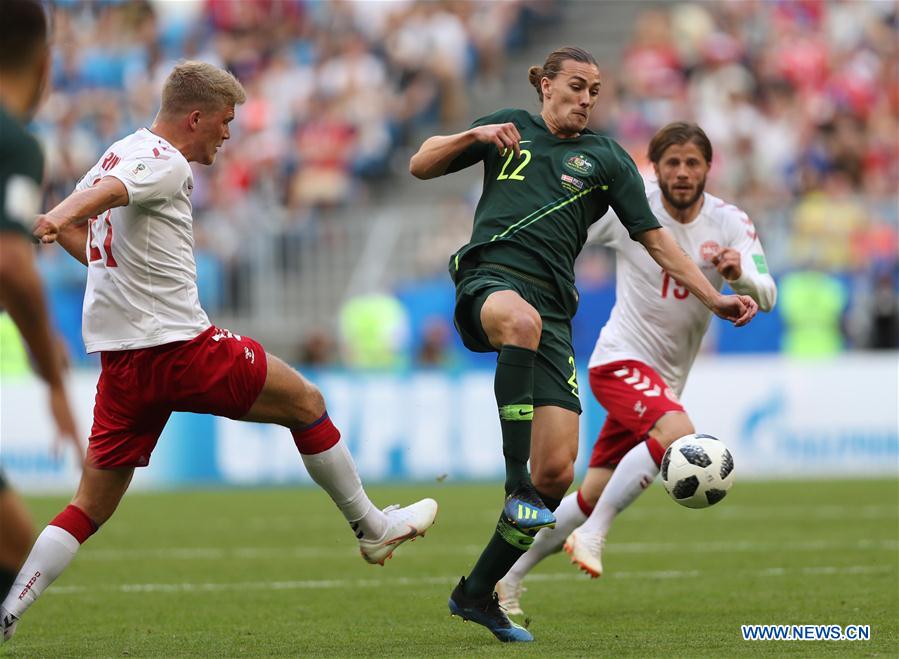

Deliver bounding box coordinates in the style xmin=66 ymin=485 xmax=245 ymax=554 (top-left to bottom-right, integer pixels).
xmin=32 ymin=0 xmax=897 ymax=362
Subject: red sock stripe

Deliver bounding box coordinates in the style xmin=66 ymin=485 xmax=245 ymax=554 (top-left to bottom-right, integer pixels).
xmin=646 ymin=437 xmax=666 ymax=467
xmin=292 ymin=413 xmax=340 ymax=455
xmin=576 ymin=489 xmax=594 ymax=517
xmin=49 ymin=505 xmax=98 ymax=544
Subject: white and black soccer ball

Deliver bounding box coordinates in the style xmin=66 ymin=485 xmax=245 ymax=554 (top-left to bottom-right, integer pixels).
xmin=660 ymin=434 xmax=734 ymax=509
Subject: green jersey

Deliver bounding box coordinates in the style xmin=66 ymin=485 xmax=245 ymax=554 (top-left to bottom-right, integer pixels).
xmin=447 ymin=108 xmax=660 ymax=301
xmin=0 ymin=105 xmax=44 ymax=238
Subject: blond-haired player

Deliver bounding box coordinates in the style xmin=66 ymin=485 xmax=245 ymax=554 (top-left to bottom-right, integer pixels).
xmin=1 ymin=61 xmax=437 ymax=644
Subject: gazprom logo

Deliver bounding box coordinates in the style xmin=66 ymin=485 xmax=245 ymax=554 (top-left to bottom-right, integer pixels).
xmin=741 ymin=391 xmax=898 ymax=464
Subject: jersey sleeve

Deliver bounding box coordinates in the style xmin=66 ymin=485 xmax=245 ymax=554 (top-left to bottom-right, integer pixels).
xmin=724 ymin=206 xmax=778 ymax=312
xmin=0 ymin=132 xmax=43 ymax=237
xmin=107 ymin=156 xmax=186 ymax=206
xmin=605 ymin=142 xmax=661 ymax=239
xmin=445 ymin=108 xmax=515 ymax=174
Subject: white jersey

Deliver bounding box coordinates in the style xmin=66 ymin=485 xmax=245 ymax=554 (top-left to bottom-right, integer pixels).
xmin=76 ymin=128 xmax=210 ymax=352
xmin=586 ymin=180 xmax=776 ymax=395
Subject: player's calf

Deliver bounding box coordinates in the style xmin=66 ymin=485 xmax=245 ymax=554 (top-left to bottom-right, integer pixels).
xmin=0 ymin=505 xmax=98 ymax=642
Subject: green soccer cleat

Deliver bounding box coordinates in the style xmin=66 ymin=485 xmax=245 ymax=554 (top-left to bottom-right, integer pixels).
xmin=503 ymin=482 xmax=555 ymax=534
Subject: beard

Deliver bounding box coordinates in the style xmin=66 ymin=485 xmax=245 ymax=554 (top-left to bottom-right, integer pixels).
xmin=659 ymin=177 xmax=706 ymax=210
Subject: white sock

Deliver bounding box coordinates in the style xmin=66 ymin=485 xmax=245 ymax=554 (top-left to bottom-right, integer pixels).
xmin=1 ymin=526 xmax=80 ymax=619
xmin=506 ymin=492 xmax=587 ymax=581
xmin=580 ymin=441 xmax=660 ymax=537
xmin=301 ymin=440 xmax=388 ymax=540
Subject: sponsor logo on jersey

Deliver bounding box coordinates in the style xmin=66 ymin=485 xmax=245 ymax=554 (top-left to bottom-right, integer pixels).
xmin=700 ymin=240 xmax=721 ymax=263
xmin=563 ymin=152 xmax=594 ymax=176
xmin=129 ymin=161 xmax=153 ymax=182
xmin=752 ymin=253 xmax=769 ymax=274
xmin=560 ymin=173 xmax=584 ymax=192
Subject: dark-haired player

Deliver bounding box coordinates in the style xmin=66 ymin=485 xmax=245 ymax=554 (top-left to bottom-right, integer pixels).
xmin=411 ymin=48 xmax=758 ymax=641
xmin=498 ymin=122 xmax=776 ymax=615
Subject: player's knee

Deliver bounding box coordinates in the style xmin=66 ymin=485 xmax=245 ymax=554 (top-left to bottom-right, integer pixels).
xmin=502 ymin=310 xmax=541 ymax=350
xmin=654 ymin=413 xmax=695 ymax=448
xmin=532 ymin=460 xmax=573 ymax=498
xmin=294 ymin=380 xmax=326 ymax=426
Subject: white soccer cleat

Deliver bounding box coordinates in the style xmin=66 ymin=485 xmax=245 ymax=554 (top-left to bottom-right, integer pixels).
xmin=1 ymin=608 xmax=18 ymax=644
xmin=359 ymin=498 xmax=438 ymax=565
xmin=496 ymin=575 xmax=525 ymax=616
xmin=563 ymin=529 xmax=605 ymax=579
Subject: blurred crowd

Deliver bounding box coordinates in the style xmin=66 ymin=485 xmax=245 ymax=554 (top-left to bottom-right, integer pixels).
xmin=584 ymin=0 xmax=897 ymax=268
xmin=576 ymin=0 xmax=898 ymax=355
xmin=35 ymin=0 xmax=552 ymax=233
xmin=29 ymin=0 xmax=898 ymax=365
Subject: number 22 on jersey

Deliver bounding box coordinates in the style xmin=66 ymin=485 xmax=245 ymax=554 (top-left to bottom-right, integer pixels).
xmin=497 ymin=148 xmax=531 ymax=181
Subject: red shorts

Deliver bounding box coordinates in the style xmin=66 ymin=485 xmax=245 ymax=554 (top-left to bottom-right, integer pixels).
xmin=87 ymin=326 xmax=268 ymax=469
xmin=588 ymin=360 xmax=684 ymax=468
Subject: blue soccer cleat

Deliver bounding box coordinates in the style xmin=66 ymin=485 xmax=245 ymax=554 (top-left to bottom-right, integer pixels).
xmin=503 ymin=482 xmax=555 ymax=534
xmin=448 ymin=577 xmax=533 ymax=642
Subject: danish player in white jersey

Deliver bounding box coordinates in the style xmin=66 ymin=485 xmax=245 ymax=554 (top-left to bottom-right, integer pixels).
xmin=1 ymin=61 xmax=437 ymax=644
xmin=497 ymin=122 xmax=776 ymax=614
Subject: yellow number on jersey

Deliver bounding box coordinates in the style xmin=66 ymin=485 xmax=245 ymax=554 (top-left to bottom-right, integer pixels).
xmin=497 ymin=149 xmax=531 ymax=181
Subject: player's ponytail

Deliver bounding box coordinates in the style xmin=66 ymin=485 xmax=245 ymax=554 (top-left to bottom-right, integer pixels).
xmin=528 ymin=46 xmax=599 ymax=103
xmin=528 ymin=66 xmax=545 ymax=101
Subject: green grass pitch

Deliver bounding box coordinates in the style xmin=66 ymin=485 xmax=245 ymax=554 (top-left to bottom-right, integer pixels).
xmin=5 ymin=478 xmax=897 ymax=657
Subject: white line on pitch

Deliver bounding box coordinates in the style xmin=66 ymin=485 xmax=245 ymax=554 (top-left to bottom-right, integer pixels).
xmin=46 ymin=564 xmax=895 ymax=596
xmin=76 ymin=538 xmax=899 ymax=562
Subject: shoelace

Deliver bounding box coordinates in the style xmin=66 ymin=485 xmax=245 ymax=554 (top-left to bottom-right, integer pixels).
xmin=515 ymin=483 xmax=548 ymax=509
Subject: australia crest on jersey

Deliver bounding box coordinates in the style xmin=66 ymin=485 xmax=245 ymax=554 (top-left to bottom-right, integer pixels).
xmin=563 ymin=152 xmax=595 ymax=176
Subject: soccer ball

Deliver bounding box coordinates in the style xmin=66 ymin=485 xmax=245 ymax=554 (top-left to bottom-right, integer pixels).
xmin=660 ymin=434 xmax=734 ymax=509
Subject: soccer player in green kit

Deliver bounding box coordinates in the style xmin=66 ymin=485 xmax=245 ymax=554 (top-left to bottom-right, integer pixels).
xmin=0 ymin=0 xmax=80 ymax=603
xmin=410 ymin=47 xmax=758 ymax=642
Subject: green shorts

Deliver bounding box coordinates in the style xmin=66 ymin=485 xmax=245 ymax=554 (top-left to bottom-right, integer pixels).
xmin=453 ymin=264 xmax=582 ymax=414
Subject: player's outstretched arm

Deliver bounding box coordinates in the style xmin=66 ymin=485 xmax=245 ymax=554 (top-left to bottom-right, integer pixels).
xmin=637 ymin=227 xmax=758 ymax=326
xmin=33 ymin=176 xmax=128 ymax=245
xmin=409 ymin=123 xmax=521 ymax=179
xmin=0 ymin=234 xmax=81 ymax=455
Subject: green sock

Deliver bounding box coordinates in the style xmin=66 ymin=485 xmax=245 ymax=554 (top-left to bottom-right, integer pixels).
xmin=495 ymin=345 xmax=536 ymax=495
xmin=460 ymin=346 xmax=538 ymax=600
